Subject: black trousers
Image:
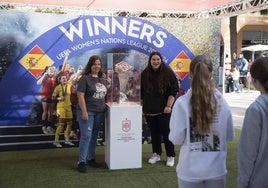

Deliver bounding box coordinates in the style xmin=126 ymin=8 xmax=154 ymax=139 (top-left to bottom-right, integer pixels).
xmin=145 ymin=113 xmax=175 ymax=157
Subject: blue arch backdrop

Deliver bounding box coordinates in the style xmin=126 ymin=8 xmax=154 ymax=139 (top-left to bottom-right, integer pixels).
xmin=0 ymin=11 xmax=194 ymax=126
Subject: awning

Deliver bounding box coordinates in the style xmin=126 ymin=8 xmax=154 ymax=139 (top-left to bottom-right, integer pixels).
xmin=241 ymin=44 xmax=268 ymax=61
xmin=241 ymin=44 xmax=268 ymax=52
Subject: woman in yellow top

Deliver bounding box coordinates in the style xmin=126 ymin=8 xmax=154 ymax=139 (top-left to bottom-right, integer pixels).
xmin=52 ymin=75 xmax=76 ymax=147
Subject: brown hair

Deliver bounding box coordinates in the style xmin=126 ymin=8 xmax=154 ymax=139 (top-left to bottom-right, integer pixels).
xmin=190 ymin=55 xmax=217 ymax=134
xmin=142 ymin=51 xmax=174 ymax=94
xmin=82 ymin=55 xmax=103 ymax=77
xmin=250 ymin=57 xmax=268 ymax=93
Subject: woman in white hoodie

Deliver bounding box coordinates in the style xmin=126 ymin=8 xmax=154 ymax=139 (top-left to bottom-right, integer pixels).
xmin=169 ymin=55 xmax=234 ymax=188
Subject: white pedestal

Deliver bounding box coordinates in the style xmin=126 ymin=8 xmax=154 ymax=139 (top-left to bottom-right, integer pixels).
xmin=105 ymin=102 xmax=142 ymax=170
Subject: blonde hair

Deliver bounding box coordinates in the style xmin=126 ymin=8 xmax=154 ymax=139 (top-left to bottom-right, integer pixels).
xmin=190 ymin=55 xmax=217 ymax=134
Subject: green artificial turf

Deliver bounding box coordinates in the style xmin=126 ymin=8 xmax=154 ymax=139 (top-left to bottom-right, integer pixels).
xmin=0 ymin=129 xmax=240 ymax=188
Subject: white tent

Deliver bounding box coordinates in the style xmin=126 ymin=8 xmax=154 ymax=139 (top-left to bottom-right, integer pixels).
xmin=242 ymin=44 xmax=268 ymax=52
xmin=241 ymin=44 xmax=268 ymax=60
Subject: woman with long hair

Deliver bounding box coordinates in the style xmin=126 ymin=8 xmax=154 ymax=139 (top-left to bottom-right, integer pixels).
xmin=76 ymin=55 xmax=107 ymax=173
xmin=141 ymin=51 xmax=179 ymax=167
xmin=169 ymin=55 xmax=234 ymax=188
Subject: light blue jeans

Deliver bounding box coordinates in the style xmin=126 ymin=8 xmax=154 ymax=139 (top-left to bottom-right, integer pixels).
xmin=233 ymin=79 xmax=239 ymax=92
xmin=77 ymin=109 xmax=104 ymax=163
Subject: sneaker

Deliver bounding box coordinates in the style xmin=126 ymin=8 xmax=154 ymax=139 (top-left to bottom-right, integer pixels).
xmin=166 ymin=157 xmax=175 ymax=167
xmin=53 ymin=141 xmax=62 ymax=148
xmin=87 ymin=159 xmax=100 ymax=168
xmin=65 ymin=140 xmax=75 ymax=146
xmin=148 ymin=153 xmax=161 ymax=164
xmin=42 ymin=126 xmax=49 ymax=134
xmin=47 ymin=126 xmax=55 ymax=134
xmin=77 ymin=162 xmax=87 ymax=173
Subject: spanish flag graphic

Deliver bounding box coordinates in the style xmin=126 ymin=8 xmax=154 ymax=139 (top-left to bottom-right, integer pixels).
xmin=169 ymin=51 xmax=191 ymax=80
xmin=19 ymin=45 xmax=54 ymax=78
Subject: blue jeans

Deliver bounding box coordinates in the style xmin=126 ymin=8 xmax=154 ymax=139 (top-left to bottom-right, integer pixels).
xmin=77 ymin=109 xmax=104 ymax=163
xmin=233 ymin=80 xmax=239 ymax=92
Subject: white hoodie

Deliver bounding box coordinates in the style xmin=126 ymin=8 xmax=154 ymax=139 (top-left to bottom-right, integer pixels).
xmin=169 ymin=89 xmax=234 ymax=182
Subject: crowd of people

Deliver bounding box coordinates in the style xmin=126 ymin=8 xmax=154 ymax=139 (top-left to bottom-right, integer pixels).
xmin=225 ymin=52 xmax=266 ymax=93
xmin=35 ymin=51 xmax=268 ymax=187
xmin=225 ymin=53 xmax=250 ymax=93
xmin=37 ymin=52 xmax=82 ymax=146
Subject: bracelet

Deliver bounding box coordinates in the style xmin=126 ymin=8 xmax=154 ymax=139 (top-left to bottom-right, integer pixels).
xmin=166 ymin=106 xmax=171 ymax=109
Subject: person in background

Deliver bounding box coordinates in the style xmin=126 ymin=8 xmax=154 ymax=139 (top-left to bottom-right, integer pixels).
xmin=225 ymin=69 xmax=234 ymax=93
xmin=52 ymin=75 xmax=76 ymax=148
xmin=69 ymin=65 xmax=83 ymax=140
xmin=76 ymin=55 xmax=107 ymax=173
xmin=141 ymin=51 xmax=179 ymax=167
xmin=231 ymin=64 xmax=240 ymax=93
xmin=169 ymin=55 xmax=234 ymax=188
xmin=236 ymin=52 xmax=248 ymax=87
xmin=237 ymin=57 xmax=268 ymax=188
xmin=69 ymin=65 xmax=83 ymax=85
xmin=246 ymin=59 xmax=253 ymax=90
xmin=107 ymin=70 xmax=120 ymax=103
xmin=37 ymin=66 xmax=57 ymax=134
xmin=126 ymin=69 xmax=140 ymax=102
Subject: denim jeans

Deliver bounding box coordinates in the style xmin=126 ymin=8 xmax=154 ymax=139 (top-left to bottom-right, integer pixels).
xmin=77 ymin=109 xmax=104 ymax=163
xmin=233 ymin=80 xmax=239 ymax=92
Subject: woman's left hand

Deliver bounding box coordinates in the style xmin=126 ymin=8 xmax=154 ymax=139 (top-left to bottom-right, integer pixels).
xmin=164 ymin=106 xmax=172 ymax=114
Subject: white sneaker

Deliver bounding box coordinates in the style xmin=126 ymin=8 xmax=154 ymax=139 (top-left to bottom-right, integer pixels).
xmin=148 ymin=153 xmax=161 ymax=164
xmin=42 ymin=126 xmax=49 ymax=134
xmin=53 ymin=141 xmax=62 ymax=148
xmin=166 ymin=157 xmax=175 ymax=167
xmin=65 ymin=140 xmax=75 ymax=146
xmin=47 ymin=126 xmax=55 ymax=134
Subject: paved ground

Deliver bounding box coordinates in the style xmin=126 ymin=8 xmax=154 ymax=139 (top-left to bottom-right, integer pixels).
xmin=223 ymin=90 xmax=260 ymax=129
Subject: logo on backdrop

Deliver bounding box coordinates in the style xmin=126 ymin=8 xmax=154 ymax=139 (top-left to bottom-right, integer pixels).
xmin=0 ymin=11 xmax=194 ymax=125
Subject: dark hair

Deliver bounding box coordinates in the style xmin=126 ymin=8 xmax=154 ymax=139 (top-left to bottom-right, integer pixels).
xmin=250 ymin=57 xmax=268 ymax=92
xmin=190 ymin=55 xmax=216 ymax=134
xmin=82 ymin=55 xmax=103 ymax=77
xmin=142 ymin=51 xmax=174 ymax=94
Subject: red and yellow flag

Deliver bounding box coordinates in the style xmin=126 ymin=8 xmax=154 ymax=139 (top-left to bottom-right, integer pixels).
xmin=19 ymin=45 xmax=54 ymax=78
xmin=169 ymin=51 xmax=191 ymax=80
